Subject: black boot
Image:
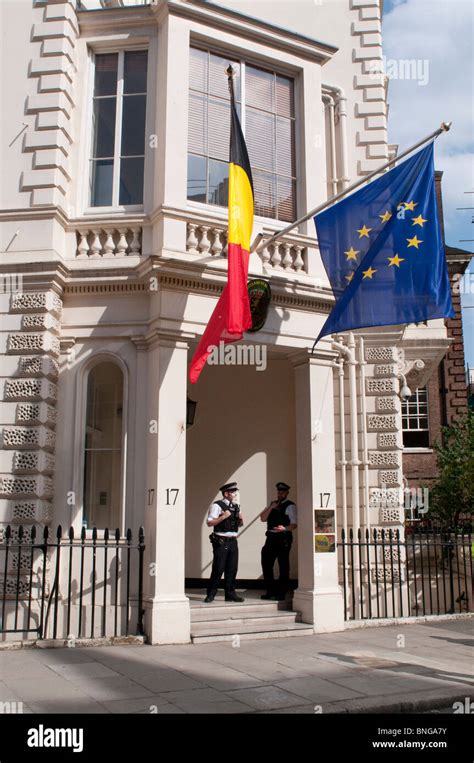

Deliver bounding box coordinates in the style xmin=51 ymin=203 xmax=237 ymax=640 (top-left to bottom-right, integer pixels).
xmin=225 ymin=593 xmax=244 ymax=602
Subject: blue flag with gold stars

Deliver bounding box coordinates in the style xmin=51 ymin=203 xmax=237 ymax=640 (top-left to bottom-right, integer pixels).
xmin=314 ymin=143 xmax=454 ymax=342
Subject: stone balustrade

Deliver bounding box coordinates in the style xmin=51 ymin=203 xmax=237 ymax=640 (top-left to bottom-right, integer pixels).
xmin=75 ymin=227 xmax=142 ymax=258
xmin=186 ymin=222 xmax=228 ymax=257
xmin=259 ymin=238 xmax=306 ymax=273
xmin=185 ymin=221 xmax=308 ymax=274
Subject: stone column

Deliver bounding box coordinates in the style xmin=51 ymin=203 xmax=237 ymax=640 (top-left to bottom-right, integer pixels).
xmin=143 ymin=334 xmax=190 ymax=644
xmin=292 ymin=348 xmax=344 ymax=632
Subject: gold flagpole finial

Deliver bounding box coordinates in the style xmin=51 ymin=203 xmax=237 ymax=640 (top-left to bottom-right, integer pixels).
xmin=225 ymin=64 xmax=234 ymax=79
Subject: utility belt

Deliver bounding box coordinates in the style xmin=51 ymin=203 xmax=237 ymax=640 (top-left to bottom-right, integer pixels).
xmin=210 ymin=533 xmax=238 ymax=546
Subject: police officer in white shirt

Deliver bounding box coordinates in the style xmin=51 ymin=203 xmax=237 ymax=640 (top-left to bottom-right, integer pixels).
xmin=204 ymin=482 xmax=244 ymax=603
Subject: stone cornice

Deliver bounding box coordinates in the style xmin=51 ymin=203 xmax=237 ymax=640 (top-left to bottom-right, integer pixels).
xmin=145 ymin=258 xmax=334 ymax=312
xmin=0 ymin=206 xmax=69 ymax=228
xmin=76 ymin=0 xmax=337 ymax=64
xmin=77 ymin=4 xmax=156 ymax=34
xmin=289 ymin=345 xmax=338 ymax=368
xmin=0 ymin=256 xmax=333 ymax=311
xmin=169 ymin=0 xmax=337 ymax=63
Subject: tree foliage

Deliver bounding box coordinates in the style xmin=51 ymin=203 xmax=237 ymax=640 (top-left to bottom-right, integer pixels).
xmin=429 ymin=410 xmax=474 ymax=526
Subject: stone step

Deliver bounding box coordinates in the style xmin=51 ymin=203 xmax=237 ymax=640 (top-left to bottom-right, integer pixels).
xmin=190 ymin=601 xmax=291 ymax=621
xmin=191 ymin=621 xmax=314 ymax=644
xmin=191 ymin=612 xmax=298 ymax=631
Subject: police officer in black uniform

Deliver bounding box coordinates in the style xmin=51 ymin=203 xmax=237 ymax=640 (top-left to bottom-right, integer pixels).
xmin=260 ymin=482 xmax=297 ymax=600
xmin=204 ymin=482 xmax=245 ymax=603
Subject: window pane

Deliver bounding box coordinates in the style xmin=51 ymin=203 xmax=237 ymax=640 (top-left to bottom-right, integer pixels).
xmin=188 ymin=92 xmax=207 ymax=154
xmin=119 ymin=157 xmax=144 ymax=205
xmin=91 ymin=159 xmax=113 ymax=206
xmin=276 ymin=75 xmax=294 ymax=118
xmin=121 ymin=94 xmax=146 ymax=156
xmin=83 ymin=362 xmax=123 ymax=530
xmin=246 ymin=65 xmax=274 ymax=112
xmin=124 ymin=50 xmax=148 ymax=94
xmin=187 ymin=154 xmax=207 ymax=202
xmin=92 ymin=97 xmax=116 ymax=158
xmin=208 ymin=158 xmax=228 ymax=206
xmin=277 ymin=177 xmax=295 ymax=222
xmin=94 ymin=53 xmax=118 ymax=96
xmin=276 ymin=116 xmax=294 ymax=176
xmin=403 ymin=430 xmax=430 ymax=448
xmin=83 ymin=450 xmax=122 ymax=529
xmin=208 ymin=98 xmax=230 ymax=161
xmin=254 ymin=170 xmax=276 ymax=218
xmin=86 ymin=383 xmax=122 ymax=449
xmin=190 ymin=47 xmax=208 ymax=92
xmin=246 ymin=108 xmax=275 ymax=172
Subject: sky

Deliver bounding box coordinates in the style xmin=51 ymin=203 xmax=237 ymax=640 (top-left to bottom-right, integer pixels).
xmin=382 ymin=0 xmax=474 ymax=367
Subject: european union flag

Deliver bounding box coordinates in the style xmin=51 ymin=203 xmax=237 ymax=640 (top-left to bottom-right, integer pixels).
xmin=314 ymin=143 xmax=454 ymax=343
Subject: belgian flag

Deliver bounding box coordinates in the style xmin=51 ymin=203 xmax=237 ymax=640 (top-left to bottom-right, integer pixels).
xmin=189 ymin=70 xmax=254 ymax=384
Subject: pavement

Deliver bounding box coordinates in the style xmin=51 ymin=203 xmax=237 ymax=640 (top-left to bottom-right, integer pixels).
xmin=0 ymin=618 xmax=472 ymax=714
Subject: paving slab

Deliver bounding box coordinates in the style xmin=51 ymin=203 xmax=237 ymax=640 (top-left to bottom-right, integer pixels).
xmin=142 ymin=659 xmax=264 ymax=691
xmin=225 ymin=684 xmax=313 ymax=710
xmin=3 ymin=676 xmax=91 ymax=703
xmin=46 ymin=661 xmax=120 ymax=680
xmin=27 ymin=699 xmax=110 ymax=714
xmin=98 ymin=695 xmax=183 ymax=714
xmin=155 ymin=687 xmax=254 ymax=714
xmin=130 ymin=668 xmax=208 ymax=693
xmin=70 ymin=676 xmax=155 ymax=702
xmin=273 ymin=675 xmax=364 ymax=703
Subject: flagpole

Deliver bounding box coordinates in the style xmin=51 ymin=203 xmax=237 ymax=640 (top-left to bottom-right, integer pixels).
xmin=250 ymin=121 xmax=452 ymax=255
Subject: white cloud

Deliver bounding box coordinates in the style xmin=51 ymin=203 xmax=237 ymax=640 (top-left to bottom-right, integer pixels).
xmin=383 ymin=0 xmax=474 ymax=249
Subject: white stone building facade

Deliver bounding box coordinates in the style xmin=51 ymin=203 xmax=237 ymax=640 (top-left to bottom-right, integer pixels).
xmin=0 ymin=0 xmax=450 ymax=644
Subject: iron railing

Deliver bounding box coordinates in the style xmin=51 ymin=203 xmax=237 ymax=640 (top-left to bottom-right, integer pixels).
xmin=339 ymin=527 xmax=473 ymax=621
xmin=0 ymin=525 xmax=145 ymax=641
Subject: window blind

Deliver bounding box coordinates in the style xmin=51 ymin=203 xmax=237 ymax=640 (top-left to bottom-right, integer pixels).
xmin=188 ymin=47 xmax=296 ymax=222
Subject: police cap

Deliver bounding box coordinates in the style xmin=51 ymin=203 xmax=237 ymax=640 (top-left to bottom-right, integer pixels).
xmin=220 ymin=481 xmax=238 ymax=494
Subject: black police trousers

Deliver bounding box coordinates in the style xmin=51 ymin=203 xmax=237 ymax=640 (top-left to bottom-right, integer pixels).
xmin=207 ymin=536 xmax=239 ymax=596
xmin=261 ymin=532 xmax=293 ymax=596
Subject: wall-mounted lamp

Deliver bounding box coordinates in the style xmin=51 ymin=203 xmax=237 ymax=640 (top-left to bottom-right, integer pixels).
xmin=186 ymin=397 xmax=197 ymax=429
xmin=397 ymin=373 xmax=412 ymax=401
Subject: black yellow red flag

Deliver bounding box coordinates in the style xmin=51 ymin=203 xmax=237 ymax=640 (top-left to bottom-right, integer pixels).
xmin=190 ymin=71 xmax=254 ymax=383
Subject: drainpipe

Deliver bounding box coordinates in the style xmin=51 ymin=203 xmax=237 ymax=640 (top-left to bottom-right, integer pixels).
xmin=332 ymin=86 xmax=350 ymax=189
xmin=322 ymin=93 xmax=338 ymax=197
xmin=337 ymin=355 xmax=348 ymax=538
xmin=332 ymin=334 xmax=360 ymax=532
xmin=333 ymin=334 xmax=361 ymax=618
xmin=439 ymin=359 xmax=449 ymax=429
xmin=358 ymin=336 xmax=370 ymax=533
xmin=336 ymin=353 xmax=349 ymax=613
